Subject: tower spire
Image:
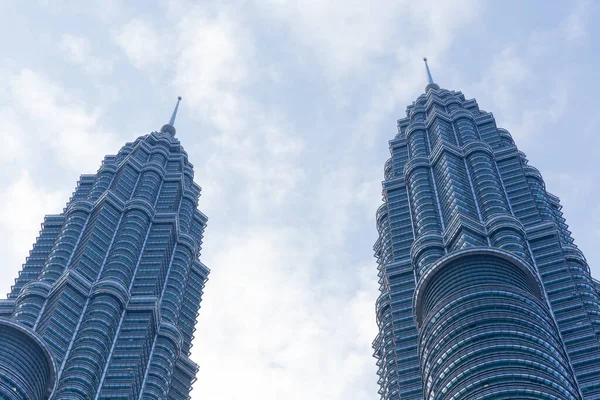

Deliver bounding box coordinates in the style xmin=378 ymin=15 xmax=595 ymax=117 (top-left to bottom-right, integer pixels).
xmin=423 ymin=57 xmax=434 ymax=84
xmin=160 ymin=96 xmax=182 ymax=135
xmin=169 ymin=96 xmax=182 ymax=126
xmin=423 ymin=57 xmax=440 ymax=92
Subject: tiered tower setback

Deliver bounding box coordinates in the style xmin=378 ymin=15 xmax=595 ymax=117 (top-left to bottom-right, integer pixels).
xmin=373 ymin=60 xmax=600 ymax=399
xmin=0 ymin=98 xmax=209 ymax=400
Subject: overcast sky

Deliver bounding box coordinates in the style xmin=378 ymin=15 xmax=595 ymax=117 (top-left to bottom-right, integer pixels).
xmin=1 ymin=1 xmax=599 ymax=399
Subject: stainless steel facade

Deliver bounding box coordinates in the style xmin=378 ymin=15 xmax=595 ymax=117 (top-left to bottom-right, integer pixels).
xmin=0 ymin=115 xmax=208 ymax=399
xmin=374 ymin=77 xmax=600 ymax=399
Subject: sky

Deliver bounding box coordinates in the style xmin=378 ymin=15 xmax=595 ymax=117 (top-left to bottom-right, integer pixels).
xmin=0 ymin=1 xmax=599 ymax=399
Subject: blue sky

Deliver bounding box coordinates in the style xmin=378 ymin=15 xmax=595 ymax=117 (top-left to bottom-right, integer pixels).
xmin=0 ymin=1 xmax=599 ymax=399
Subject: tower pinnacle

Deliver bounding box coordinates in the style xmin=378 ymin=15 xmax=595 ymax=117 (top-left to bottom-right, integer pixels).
xmin=423 ymin=57 xmax=440 ymax=92
xmin=160 ymin=96 xmax=182 ymax=135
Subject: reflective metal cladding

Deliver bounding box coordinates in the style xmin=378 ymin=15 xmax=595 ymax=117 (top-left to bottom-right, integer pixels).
xmin=373 ymin=68 xmax=600 ymax=399
xmin=0 ymin=109 xmax=209 ymax=400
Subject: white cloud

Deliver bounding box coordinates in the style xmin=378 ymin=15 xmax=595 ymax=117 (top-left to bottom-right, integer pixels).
xmin=476 ymin=47 xmax=531 ymax=115
xmin=173 ymin=10 xmax=255 ymax=131
xmin=562 ymin=0 xmax=591 ymax=42
xmin=38 ymin=0 xmax=124 ymax=23
xmin=114 ymin=18 xmax=167 ymax=70
xmin=60 ymin=34 xmax=114 ymax=75
xmin=256 ymin=0 xmax=403 ymax=75
xmin=511 ymin=85 xmax=569 ymax=141
xmin=10 ymin=69 xmax=119 ymax=172
xmin=316 ymin=167 xmax=380 ymax=245
xmin=195 ymin=228 xmax=379 ymax=400
xmin=255 ymin=0 xmax=479 ymax=77
xmin=470 ymin=30 xmax=573 ymax=145
xmin=469 ymin=47 xmax=566 ymax=143
xmin=0 ymin=109 xmax=26 ymax=163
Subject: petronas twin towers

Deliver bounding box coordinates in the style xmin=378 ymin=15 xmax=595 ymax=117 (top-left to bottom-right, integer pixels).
xmin=1 ymin=60 xmax=600 ymax=399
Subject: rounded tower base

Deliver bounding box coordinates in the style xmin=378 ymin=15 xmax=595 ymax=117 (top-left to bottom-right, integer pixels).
xmin=0 ymin=319 xmax=56 ymax=400
xmin=414 ymin=248 xmax=580 ymax=400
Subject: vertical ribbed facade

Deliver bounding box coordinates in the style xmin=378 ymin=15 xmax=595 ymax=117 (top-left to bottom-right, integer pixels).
xmin=0 ymin=123 xmax=209 ymax=400
xmin=374 ymin=84 xmax=600 ymax=399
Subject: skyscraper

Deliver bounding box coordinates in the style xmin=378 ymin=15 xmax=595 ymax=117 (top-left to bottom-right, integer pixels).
xmin=0 ymin=98 xmax=209 ymax=400
xmin=373 ymin=59 xmax=600 ymax=400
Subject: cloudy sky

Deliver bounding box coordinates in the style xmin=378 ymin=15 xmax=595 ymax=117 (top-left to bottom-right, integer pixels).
xmin=1 ymin=1 xmax=599 ymax=399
